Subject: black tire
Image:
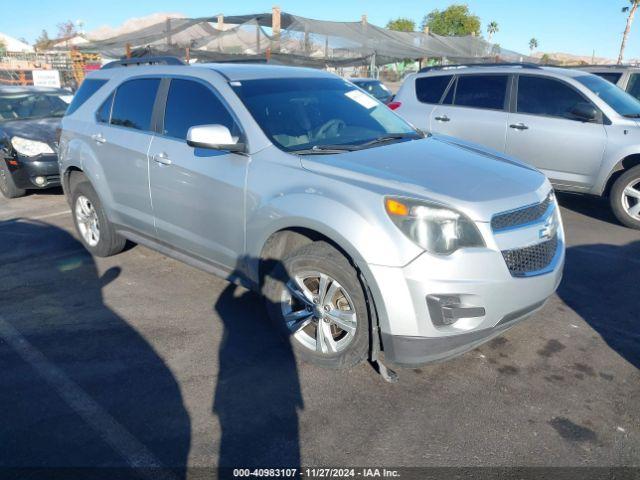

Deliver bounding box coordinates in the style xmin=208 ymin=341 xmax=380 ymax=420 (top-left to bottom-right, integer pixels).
xmin=610 ymin=165 xmax=640 ymax=230
xmin=0 ymin=162 xmax=26 ymax=199
xmin=263 ymin=241 xmax=370 ymax=369
xmin=71 ymin=181 xmax=127 ymax=257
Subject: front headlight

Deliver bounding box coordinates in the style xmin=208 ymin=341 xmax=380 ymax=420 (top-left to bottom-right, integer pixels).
xmin=385 ymin=197 xmax=485 ymax=255
xmin=11 ymin=136 xmax=54 ymax=157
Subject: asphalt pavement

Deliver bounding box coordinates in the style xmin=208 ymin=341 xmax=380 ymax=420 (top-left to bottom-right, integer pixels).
xmin=0 ymin=188 xmax=638 ymax=476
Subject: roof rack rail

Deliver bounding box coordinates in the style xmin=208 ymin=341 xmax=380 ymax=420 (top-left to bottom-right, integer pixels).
xmin=570 ymin=64 xmax=635 ymax=69
xmin=418 ymin=62 xmax=542 ymax=73
xmin=101 ymin=56 xmax=186 ymax=69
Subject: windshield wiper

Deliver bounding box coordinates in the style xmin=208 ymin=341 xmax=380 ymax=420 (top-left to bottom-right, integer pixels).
xmin=352 ymin=132 xmax=423 ymax=149
xmin=291 ymin=144 xmax=359 ymax=155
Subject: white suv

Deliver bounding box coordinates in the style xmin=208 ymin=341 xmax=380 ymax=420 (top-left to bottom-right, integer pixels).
xmin=393 ymin=64 xmax=640 ymax=229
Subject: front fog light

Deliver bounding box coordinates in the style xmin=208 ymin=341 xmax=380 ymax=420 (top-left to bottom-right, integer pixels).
xmin=385 ymin=197 xmax=485 ymax=255
xmin=34 ymin=176 xmax=46 ymax=186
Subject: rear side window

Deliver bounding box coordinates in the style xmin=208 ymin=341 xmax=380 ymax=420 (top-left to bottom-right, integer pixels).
xmin=517 ymin=76 xmax=585 ymax=119
xmin=110 ymin=78 xmax=160 ymax=131
xmin=592 ymin=72 xmax=623 ymax=85
xmin=454 ymin=75 xmax=508 ymax=110
xmin=627 ymin=74 xmax=640 ymax=100
xmin=96 ymin=91 xmax=114 ymax=124
xmin=415 ymin=75 xmax=452 ymax=104
xmin=162 ymin=79 xmax=237 ymax=140
xmin=65 ymin=79 xmax=107 ymax=115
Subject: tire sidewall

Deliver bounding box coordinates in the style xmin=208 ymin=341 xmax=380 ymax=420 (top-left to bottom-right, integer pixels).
xmin=71 ymin=182 xmax=119 ymax=256
xmin=610 ymin=167 xmax=640 ymax=230
xmin=264 ymin=243 xmax=370 ymax=369
xmin=0 ymin=162 xmax=26 ymax=199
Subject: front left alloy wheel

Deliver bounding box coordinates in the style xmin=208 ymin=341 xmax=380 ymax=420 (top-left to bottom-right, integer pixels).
xmin=264 ymin=241 xmax=370 ymax=369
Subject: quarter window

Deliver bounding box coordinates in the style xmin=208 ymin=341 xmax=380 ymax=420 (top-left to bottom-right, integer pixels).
xmin=627 ymin=74 xmax=640 ymax=101
xmin=163 ymin=79 xmax=237 ymax=140
xmin=66 ymin=79 xmax=107 ymax=115
xmin=110 ymin=78 xmax=160 ymax=131
xmin=453 ymin=75 xmax=508 ymax=110
xmin=415 ymin=75 xmax=453 ymax=104
xmin=592 ymin=72 xmax=623 ymax=85
xmin=517 ymin=76 xmax=587 ymax=120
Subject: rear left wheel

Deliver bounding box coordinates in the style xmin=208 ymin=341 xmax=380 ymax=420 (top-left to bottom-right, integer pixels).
xmin=263 ymin=241 xmax=370 ymax=369
xmin=71 ymin=181 xmax=127 ymax=257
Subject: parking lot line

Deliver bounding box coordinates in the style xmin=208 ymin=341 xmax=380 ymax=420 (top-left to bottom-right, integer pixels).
xmin=32 ymin=209 xmax=71 ymax=220
xmin=0 ymin=315 xmax=177 ymax=480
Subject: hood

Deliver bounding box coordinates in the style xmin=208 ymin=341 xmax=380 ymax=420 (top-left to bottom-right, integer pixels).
xmin=0 ymin=117 xmax=61 ymax=147
xmin=299 ymin=135 xmax=549 ymax=222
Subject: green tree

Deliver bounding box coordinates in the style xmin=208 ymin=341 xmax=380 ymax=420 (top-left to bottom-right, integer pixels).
xmin=529 ymin=37 xmax=539 ymax=54
xmin=0 ymin=38 xmax=6 ymax=55
xmin=421 ymin=4 xmax=481 ymax=36
xmin=540 ymin=53 xmax=551 ymax=64
xmin=386 ymin=18 xmax=416 ymax=32
xmin=486 ymin=21 xmax=499 ymax=42
xmin=56 ymin=20 xmax=77 ymax=39
xmin=618 ymin=0 xmax=640 ymax=64
xmin=34 ymin=30 xmax=53 ymax=51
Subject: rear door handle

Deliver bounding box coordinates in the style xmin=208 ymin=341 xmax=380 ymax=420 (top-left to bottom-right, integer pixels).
xmin=91 ymin=133 xmax=106 ymax=144
xmin=509 ymin=123 xmax=529 ymax=130
xmin=152 ymin=152 xmax=172 ymax=166
xmin=434 ymin=115 xmax=450 ymax=122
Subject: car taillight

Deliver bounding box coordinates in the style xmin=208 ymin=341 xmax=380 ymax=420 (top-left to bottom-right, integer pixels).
xmin=387 ymin=101 xmax=402 ymax=110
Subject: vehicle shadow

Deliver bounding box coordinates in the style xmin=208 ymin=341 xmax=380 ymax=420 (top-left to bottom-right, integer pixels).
xmin=557 ymin=240 xmax=640 ymax=369
xmin=0 ymin=219 xmax=190 ymax=477
xmin=555 ymin=192 xmax=620 ymax=226
xmin=213 ymin=258 xmax=303 ymax=471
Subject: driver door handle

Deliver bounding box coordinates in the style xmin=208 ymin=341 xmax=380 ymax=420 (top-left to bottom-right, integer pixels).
xmin=434 ymin=115 xmax=450 ymax=122
xmin=91 ymin=133 xmax=106 ymax=144
xmin=152 ymin=152 xmax=172 ymax=166
xmin=509 ymin=123 xmax=529 ymax=130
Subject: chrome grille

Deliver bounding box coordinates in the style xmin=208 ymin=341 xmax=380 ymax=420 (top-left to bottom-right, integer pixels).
xmin=502 ymin=235 xmax=558 ymax=277
xmin=491 ymin=193 xmax=553 ymax=232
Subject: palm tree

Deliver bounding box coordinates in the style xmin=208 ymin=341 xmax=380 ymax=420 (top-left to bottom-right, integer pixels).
xmin=529 ymin=37 xmax=539 ymax=54
xmin=487 ymin=21 xmax=499 ymax=42
xmin=618 ymin=0 xmax=640 ymax=64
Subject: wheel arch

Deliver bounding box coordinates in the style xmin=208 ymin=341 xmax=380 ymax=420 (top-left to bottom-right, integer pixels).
xmin=602 ymin=153 xmax=640 ymax=197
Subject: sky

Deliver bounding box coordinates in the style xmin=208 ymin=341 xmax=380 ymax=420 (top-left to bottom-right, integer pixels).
xmin=2 ymin=0 xmax=638 ymax=60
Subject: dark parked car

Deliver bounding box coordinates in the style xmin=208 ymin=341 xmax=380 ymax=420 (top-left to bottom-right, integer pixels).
xmin=349 ymin=78 xmax=393 ymax=103
xmin=0 ymin=85 xmax=72 ymax=198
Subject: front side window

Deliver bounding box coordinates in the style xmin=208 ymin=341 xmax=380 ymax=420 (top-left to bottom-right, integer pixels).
xmin=163 ymin=79 xmax=238 ymax=140
xmin=415 ymin=75 xmax=452 ymax=104
xmin=453 ymin=75 xmax=508 ymax=110
xmin=0 ymin=91 xmax=72 ymax=121
xmin=110 ymin=78 xmax=160 ymax=131
xmin=231 ymin=77 xmax=419 ymax=152
xmin=575 ymin=74 xmax=640 ymax=118
xmin=518 ymin=76 xmax=588 ymax=119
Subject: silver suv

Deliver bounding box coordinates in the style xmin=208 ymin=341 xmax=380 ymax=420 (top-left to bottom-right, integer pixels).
xmin=577 ymin=65 xmax=640 ymax=101
xmin=59 ymin=60 xmax=564 ymax=369
xmin=394 ymin=64 xmax=640 ymax=229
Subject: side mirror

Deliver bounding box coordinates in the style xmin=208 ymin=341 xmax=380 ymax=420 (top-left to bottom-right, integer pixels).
xmin=569 ymin=102 xmax=599 ymax=122
xmin=186 ymin=124 xmax=246 ymax=153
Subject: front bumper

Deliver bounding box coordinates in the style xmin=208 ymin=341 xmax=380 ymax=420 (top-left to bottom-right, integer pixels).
xmin=369 ymin=227 xmax=564 ymax=367
xmin=4 ymin=153 xmax=60 ymax=189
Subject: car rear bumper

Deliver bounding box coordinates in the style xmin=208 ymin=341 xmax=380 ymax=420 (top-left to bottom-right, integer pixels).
xmin=4 ymin=154 xmax=60 ymax=189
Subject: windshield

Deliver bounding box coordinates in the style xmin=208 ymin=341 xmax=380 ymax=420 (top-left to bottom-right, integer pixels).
xmin=575 ymin=74 xmax=640 ymax=117
xmin=231 ymin=77 xmax=418 ymax=152
xmin=0 ymin=92 xmax=72 ymax=122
